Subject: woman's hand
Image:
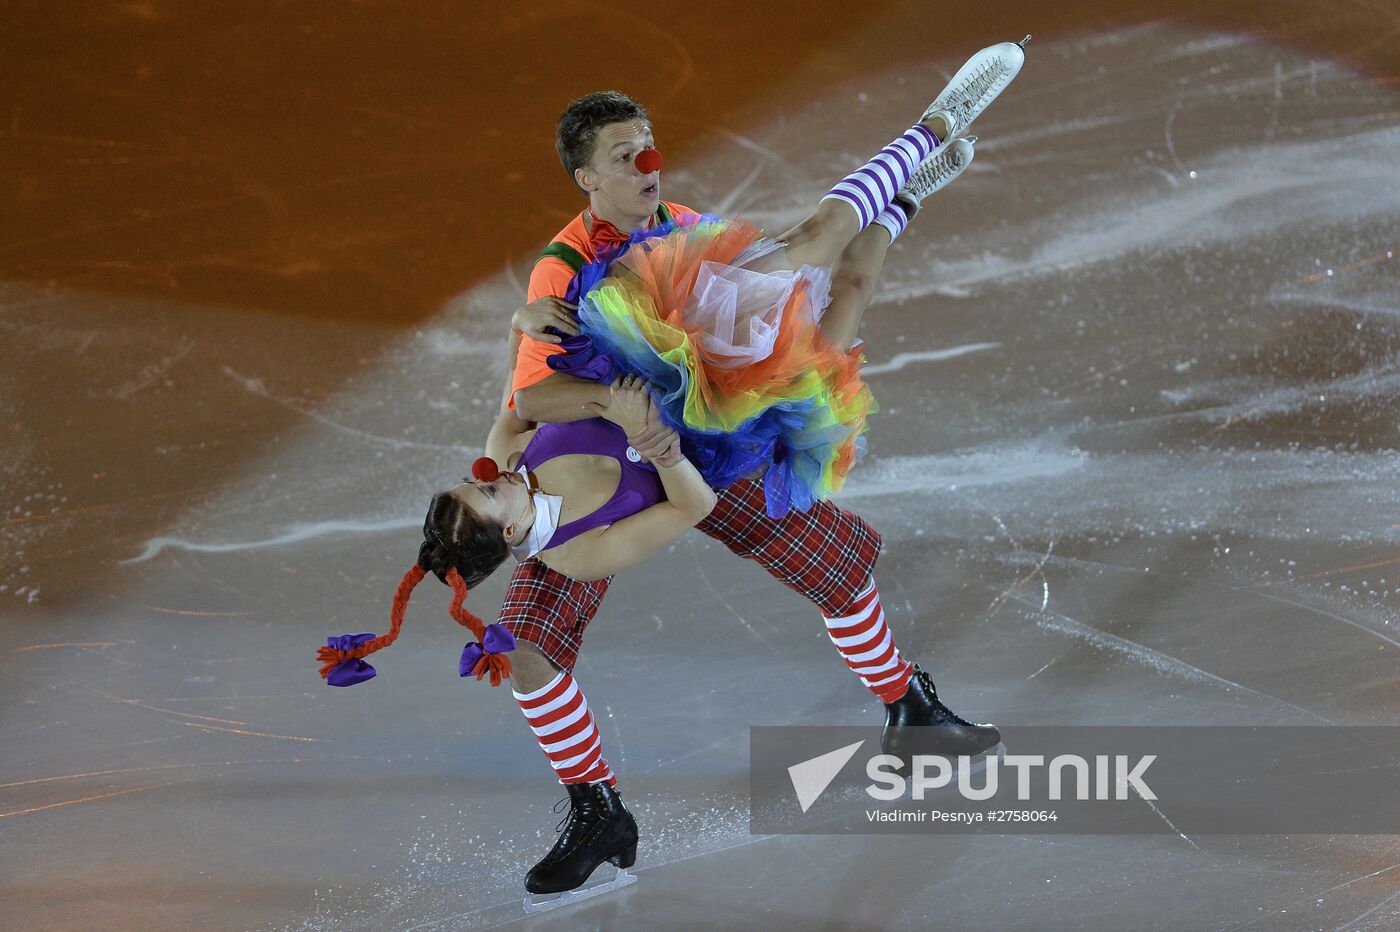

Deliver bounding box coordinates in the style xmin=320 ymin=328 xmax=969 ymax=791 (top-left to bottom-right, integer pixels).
xmin=581 ymin=373 xmax=651 ymax=434
xmin=511 ymin=297 xmax=579 ymax=344
xmin=650 ymin=435 xmax=684 ymax=468
xmin=628 ymin=396 xmax=683 ymax=467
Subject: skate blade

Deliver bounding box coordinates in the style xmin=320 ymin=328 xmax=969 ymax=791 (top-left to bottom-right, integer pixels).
xmin=895 ymin=740 xmax=1007 ymax=798
xmin=522 ymin=866 xmax=637 ymax=914
xmin=957 ymin=740 xmax=1007 ymax=777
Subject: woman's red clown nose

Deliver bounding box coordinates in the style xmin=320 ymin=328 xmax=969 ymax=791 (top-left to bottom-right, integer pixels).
xmin=471 ymin=456 xmax=500 ymax=482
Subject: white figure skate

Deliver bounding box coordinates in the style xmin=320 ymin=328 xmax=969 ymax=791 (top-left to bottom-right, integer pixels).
xmin=921 ymin=36 xmax=1031 ymax=142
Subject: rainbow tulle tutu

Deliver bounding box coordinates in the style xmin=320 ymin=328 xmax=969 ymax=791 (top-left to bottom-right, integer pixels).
xmin=549 ymin=215 xmax=875 ymax=517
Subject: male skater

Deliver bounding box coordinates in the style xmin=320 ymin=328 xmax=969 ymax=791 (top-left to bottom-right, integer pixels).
xmin=489 ymin=40 xmax=1027 ymax=900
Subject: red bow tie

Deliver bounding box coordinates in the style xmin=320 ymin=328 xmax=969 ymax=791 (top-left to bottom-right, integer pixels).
xmin=587 ymin=210 xmax=650 ymax=253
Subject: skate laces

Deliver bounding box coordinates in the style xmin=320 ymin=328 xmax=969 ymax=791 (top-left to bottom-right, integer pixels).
xmin=965 ymin=51 xmax=1017 ymax=104
xmin=909 ymin=146 xmax=964 ymax=196
xmin=913 ymin=666 xmax=976 ymax=727
xmin=553 ymin=796 xmax=573 ymax=833
xmin=946 ymin=54 xmax=1016 ymax=128
xmin=963 ymin=62 xmax=1005 ymax=107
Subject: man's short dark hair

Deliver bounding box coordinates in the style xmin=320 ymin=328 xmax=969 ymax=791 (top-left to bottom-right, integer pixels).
xmin=556 ymin=91 xmax=650 ymax=188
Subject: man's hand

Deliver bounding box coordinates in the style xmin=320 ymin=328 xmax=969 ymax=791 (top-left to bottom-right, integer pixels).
xmin=512 ymin=297 xmax=579 ymax=344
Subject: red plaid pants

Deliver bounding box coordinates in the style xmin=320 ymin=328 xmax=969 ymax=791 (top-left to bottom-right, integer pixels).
xmin=498 ymin=477 xmax=882 ymax=671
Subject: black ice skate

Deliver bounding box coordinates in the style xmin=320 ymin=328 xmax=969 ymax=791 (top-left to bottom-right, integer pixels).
xmin=523 ymin=781 xmax=639 ymax=913
xmin=881 ymin=663 xmax=1001 ymax=772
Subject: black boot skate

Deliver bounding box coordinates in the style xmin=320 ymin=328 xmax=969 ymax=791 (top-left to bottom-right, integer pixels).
xmin=881 ymin=663 xmax=1001 ymax=770
xmin=525 ymin=781 xmax=638 ymax=897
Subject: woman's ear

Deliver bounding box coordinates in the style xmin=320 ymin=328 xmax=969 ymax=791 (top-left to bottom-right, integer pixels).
xmin=575 ymin=166 xmax=595 ymax=193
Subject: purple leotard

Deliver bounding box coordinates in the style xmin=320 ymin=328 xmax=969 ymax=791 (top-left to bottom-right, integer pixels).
xmin=519 ymin=418 xmax=666 ymax=550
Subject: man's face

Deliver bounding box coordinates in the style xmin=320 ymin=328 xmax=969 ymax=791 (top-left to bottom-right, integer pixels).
xmin=577 ymin=119 xmax=660 ymax=220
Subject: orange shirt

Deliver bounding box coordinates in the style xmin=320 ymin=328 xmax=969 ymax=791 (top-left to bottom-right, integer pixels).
xmin=512 ymin=201 xmax=698 ymax=401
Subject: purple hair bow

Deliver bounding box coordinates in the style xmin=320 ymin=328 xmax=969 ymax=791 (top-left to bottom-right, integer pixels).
xmin=459 ymin=623 xmax=517 ymax=678
xmin=324 ymin=632 xmax=378 ymax=687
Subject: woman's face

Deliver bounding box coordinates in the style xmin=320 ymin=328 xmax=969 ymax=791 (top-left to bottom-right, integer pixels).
xmin=446 ymin=470 xmax=531 ymax=542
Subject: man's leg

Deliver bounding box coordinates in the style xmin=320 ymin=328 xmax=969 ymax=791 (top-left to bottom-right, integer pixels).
xmin=510 ymin=639 xmax=561 ymax=694
xmin=695 ymin=477 xmax=908 ymax=701
xmin=696 ymin=478 xmax=999 ymax=753
xmin=820 ymin=576 xmax=914 ymax=703
xmin=514 ymin=665 xmax=616 ymax=785
xmin=496 ymin=559 xmax=638 ymax=894
xmin=499 ymin=558 xmax=618 ymax=785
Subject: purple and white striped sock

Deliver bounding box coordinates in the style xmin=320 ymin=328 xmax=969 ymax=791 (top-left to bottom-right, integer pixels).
xmin=873 ymin=200 xmax=912 ymax=243
xmin=821 ymin=123 xmax=937 ymax=231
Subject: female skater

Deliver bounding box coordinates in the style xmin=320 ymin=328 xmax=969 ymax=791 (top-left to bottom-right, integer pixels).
xmin=318 ymin=37 xmax=1029 ymax=903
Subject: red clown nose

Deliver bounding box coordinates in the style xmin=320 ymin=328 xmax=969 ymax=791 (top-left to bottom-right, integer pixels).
xmin=634 ymin=147 xmax=663 ymax=175
xmin=470 ymin=457 xmax=500 ymax=482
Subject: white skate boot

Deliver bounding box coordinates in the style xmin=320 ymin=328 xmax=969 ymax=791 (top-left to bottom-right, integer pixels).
xmin=920 ymin=36 xmax=1030 ymax=142
xmin=894 ymin=136 xmax=975 ymax=219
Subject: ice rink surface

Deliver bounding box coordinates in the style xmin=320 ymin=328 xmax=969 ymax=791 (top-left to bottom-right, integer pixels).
xmin=3 ymin=2 xmax=1398 ymax=929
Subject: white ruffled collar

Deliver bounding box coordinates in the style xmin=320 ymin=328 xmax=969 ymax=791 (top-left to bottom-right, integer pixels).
xmin=510 ymin=465 xmax=563 ymax=561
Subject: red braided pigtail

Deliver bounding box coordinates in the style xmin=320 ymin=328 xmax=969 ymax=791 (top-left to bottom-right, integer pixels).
xmin=447 ymin=567 xmax=514 ymax=687
xmin=445 ymin=567 xmax=486 ymax=637
xmin=316 ymin=565 xmax=425 ymax=680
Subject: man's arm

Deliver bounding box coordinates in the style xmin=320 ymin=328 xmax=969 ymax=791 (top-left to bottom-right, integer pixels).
xmin=483 ymin=330 xmax=537 ymax=464
xmin=513 ymin=372 xmax=611 ymax=424
xmin=484 ymin=252 xmax=580 ymax=455
xmin=516 ymin=205 xmax=702 ymax=427
xmin=510 ymin=253 xmax=613 ymax=424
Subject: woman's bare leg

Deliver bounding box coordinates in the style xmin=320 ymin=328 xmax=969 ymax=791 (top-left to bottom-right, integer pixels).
xmin=774 ymin=199 xmax=864 ymax=270
xmin=775 ymin=112 xmax=948 ymax=271
xmin=821 ymin=223 xmax=894 ymax=351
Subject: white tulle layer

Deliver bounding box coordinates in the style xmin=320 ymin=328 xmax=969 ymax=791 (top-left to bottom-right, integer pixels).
xmin=678 ymin=239 xmax=832 ymax=371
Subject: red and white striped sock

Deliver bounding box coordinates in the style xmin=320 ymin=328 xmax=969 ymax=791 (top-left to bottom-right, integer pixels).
xmin=513 ymin=670 xmax=616 ymax=786
xmin=823 ymin=579 xmax=914 ymax=704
